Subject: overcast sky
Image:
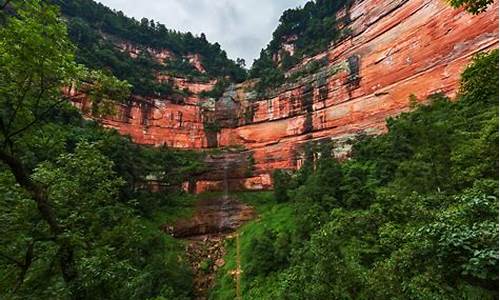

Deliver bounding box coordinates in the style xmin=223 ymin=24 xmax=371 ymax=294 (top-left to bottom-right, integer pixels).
xmin=97 ymin=0 xmax=308 ymax=65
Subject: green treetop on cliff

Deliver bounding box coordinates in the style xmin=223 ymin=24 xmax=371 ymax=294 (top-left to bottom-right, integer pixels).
xmin=50 ymin=0 xmax=247 ymax=98
xmin=448 ymin=0 xmax=495 ymax=14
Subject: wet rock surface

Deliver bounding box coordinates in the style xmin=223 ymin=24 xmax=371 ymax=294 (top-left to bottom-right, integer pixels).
xmin=167 ymin=195 xmax=255 ymax=299
xmin=172 ymin=196 xmax=255 ymax=238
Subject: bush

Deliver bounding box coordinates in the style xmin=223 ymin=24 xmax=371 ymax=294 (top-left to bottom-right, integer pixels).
xmin=272 ymin=169 xmax=292 ymax=203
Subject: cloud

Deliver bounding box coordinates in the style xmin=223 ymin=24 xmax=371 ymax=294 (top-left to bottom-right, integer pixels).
xmin=97 ymin=0 xmax=308 ymax=65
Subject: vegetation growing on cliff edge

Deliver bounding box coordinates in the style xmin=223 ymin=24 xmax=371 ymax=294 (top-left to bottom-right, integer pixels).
xmin=0 ymin=1 xmax=205 ymax=298
xmin=248 ymin=0 xmax=495 ymax=97
xmin=211 ymin=50 xmax=499 ymax=299
xmin=249 ymin=0 xmax=352 ymax=95
xmin=199 ymin=79 xmax=231 ymax=99
xmin=448 ymin=0 xmax=495 ymax=14
xmin=50 ymin=0 xmax=247 ymax=98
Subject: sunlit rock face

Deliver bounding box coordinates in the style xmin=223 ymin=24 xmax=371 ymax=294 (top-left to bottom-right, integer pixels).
xmin=78 ymin=0 xmax=498 ymax=192
xmin=186 ymin=53 xmax=207 ymax=73
xmin=71 ymin=95 xmax=213 ymax=148
xmin=102 ymin=98 xmax=211 ymax=148
xmin=156 ymin=75 xmax=217 ymax=94
xmin=214 ymin=0 xmax=498 ymax=190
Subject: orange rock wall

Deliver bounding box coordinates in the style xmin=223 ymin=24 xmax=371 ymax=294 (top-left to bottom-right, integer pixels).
xmin=70 ymin=93 xmax=214 ymax=149
xmin=90 ymin=0 xmax=498 ymax=192
xmin=102 ymin=98 xmax=211 ymax=148
xmin=157 ymin=75 xmax=217 ymax=94
xmin=218 ymin=0 xmax=498 ymax=184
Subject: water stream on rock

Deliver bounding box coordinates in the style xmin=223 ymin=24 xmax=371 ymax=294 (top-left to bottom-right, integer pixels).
xmin=167 ymin=161 xmax=255 ymax=299
xmin=218 ymin=164 xmax=230 ymax=231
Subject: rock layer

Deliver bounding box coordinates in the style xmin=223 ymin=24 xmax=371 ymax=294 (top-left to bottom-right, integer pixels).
xmin=170 ymin=196 xmax=256 ymax=238
xmin=216 ymin=0 xmax=498 ymax=189
xmin=80 ymin=0 xmax=499 ymax=192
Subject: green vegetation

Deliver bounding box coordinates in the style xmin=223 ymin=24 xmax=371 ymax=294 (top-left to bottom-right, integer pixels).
xmin=448 ymin=0 xmax=495 ymax=14
xmin=1 ymin=0 xmax=498 ymax=298
xmin=249 ymin=0 xmax=352 ymax=95
xmin=209 ymin=192 xmax=295 ymax=300
xmin=211 ymin=50 xmax=499 ymax=299
xmin=287 ymin=57 xmax=328 ymax=82
xmin=272 ymin=170 xmax=292 ymax=203
xmin=203 ymin=122 xmax=221 ymax=133
xmin=0 ymin=1 xmax=205 ymax=298
xmin=267 ymin=0 xmax=352 ymax=59
xmin=248 ymin=50 xmax=286 ymax=96
xmin=199 ymin=79 xmax=230 ymax=99
xmin=50 ymin=0 xmax=247 ymax=98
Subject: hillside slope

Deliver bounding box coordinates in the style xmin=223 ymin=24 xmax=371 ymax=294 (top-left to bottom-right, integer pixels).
xmin=56 ymin=0 xmax=248 ymax=149
xmin=214 ymin=0 xmax=498 ymax=191
xmin=55 ymin=0 xmax=247 ymax=97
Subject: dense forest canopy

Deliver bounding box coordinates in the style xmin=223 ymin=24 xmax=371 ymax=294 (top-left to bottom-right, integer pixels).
xmin=50 ymin=0 xmax=247 ymax=98
xmin=267 ymin=0 xmax=352 ymax=58
xmin=0 ymin=1 xmax=203 ymax=298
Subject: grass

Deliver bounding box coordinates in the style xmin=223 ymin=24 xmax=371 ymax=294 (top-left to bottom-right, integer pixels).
xmin=209 ymin=191 xmax=296 ymax=300
xmin=150 ymin=192 xmax=198 ymax=225
xmin=133 ymin=190 xmax=294 ymax=299
xmin=232 ymin=191 xmax=274 ymax=213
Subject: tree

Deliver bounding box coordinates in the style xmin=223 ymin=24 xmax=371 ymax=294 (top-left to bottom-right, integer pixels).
xmin=53 ymin=0 xmax=247 ymax=85
xmin=250 ymin=0 xmax=352 ymax=82
xmin=272 ymin=170 xmax=292 ymax=203
xmin=0 ymin=0 xmax=129 ymax=292
xmin=235 ymin=50 xmax=498 ymax=299
xmin=236 ymin=58 xmax=246 ymax=68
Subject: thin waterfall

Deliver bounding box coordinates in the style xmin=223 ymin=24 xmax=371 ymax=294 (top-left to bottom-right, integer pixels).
xmin=223 ymin=164 xmax=229 ymax=200
xmin=218 ymin=163 xmax=230 ymax=232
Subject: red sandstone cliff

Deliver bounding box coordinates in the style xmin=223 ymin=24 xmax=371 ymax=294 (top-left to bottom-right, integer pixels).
xmin=85 ymin=0 xmax=499 ymax=193
xmin=212 ymin=0 xmax=499 ymax=191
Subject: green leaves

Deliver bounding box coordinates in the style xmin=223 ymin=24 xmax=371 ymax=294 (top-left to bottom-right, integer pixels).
xmin=57 ymin=0 xmax=247 ymax=91
xmin=459 ymin=50 xmax=499 ymax=104
xmin=448 ymin=0 xmax=495 ymax=14
xmin=0 ymin=0 xmax=132 ymax=148
xmin=0 ymin=0 xmax=76 ymax=142
xmin=272 ymin=169 xmax=292 ymax=203
xmin=231 ymin=50 xmax=499 ymax=299
xmin=416 ymin=192 xmax=498 ymax=281
xmin=0 ymin=2 xmax=197 ymax=298
xmin=78 ymin=68 xmax=132 ymax=117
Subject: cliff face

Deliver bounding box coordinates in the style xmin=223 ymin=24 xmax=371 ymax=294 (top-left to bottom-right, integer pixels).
xmin=70 ymin=87 xmax=216 ymax=148
xmin=84 ymin=0 xmax=498 ymax=192
xmin=215 ymin=0 xmax=499 ymax=190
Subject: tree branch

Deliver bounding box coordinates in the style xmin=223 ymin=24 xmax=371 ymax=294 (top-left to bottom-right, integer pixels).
xmin=0 ymin=251 xmax=23 ymax=267
xmin=0 ymin=149 xmax=78 ymax=284
xmin=5 ymin=97 xmax=67 ymax=141
xmin=14 ymin=241 xmax=35 ymax=292
xmin=0 ymin=0 xmax=11 ymax=10
xmin=4 ymin=76 xmax=34 ymax=143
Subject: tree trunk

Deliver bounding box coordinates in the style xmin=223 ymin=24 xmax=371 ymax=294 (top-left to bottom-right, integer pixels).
xmin=0 ymin=149 xmax=78 ymax=285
